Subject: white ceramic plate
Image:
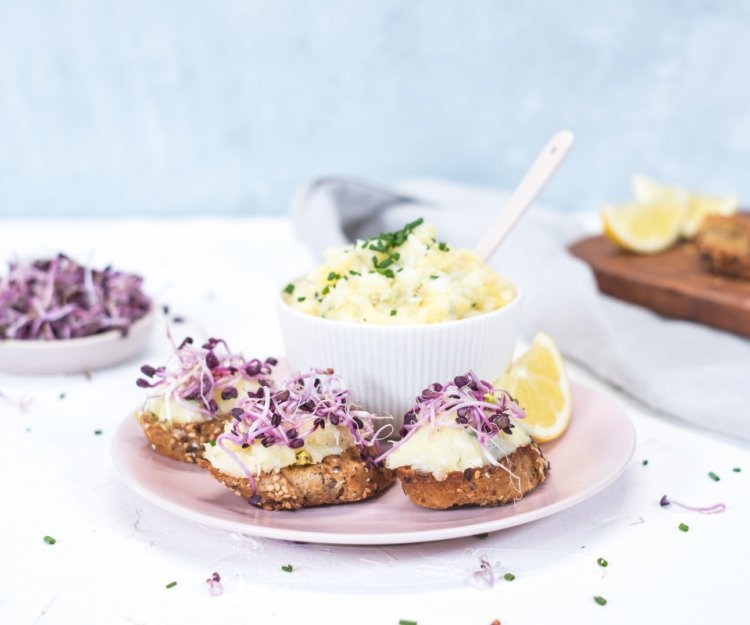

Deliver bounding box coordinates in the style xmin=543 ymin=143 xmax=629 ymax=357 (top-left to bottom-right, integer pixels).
xmin=0 ymin=309 xmax=156 ymax=375
xmin=112 ymin=381 xmax=635 ymax=545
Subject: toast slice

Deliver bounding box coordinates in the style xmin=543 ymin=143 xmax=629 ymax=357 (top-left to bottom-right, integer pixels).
xmin=137 ymin=411 xmax=226 ymax=464
xmin=203 ymin=446 xmax=393 ymax=511
xmin=394 ymin=442 xmax=549 ymax=510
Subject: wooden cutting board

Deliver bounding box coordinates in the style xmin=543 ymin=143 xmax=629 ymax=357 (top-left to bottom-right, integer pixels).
xmin=569 ymin=235 xmax=750 ymax=337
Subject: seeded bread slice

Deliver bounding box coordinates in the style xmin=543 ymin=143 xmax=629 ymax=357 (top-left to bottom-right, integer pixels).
xmin=394 ymin=442 xmax=549 ymax=509
xmin=137 ymin=411 xmax=226 ymax=464
xmin=695 ymin=213 xmax=750 ymax=280
xmin=203 ymin=446 xmax=393 ymax=511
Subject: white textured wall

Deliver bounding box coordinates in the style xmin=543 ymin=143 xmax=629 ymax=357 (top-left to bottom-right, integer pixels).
xmin=1 ymin=0 xmax=749 ymax=216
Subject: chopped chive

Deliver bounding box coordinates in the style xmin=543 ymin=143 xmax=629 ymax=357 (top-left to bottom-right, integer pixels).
xmin=281 ymin=564 xmax=293 ymax=573
xmin=94 ymin=429 xmax=102 ymax=436
xmin=593 ymin=596 xmax=607 ymax=606
xmin=708 ymin=471 xmax=720 ymax=482
xmin=208 ymin=440 xmax=216 ymax=447
xmin=597 ymin=557 xmax=608 ymax=567
xmin=733 ymin=467 xmax=741 ymax=473
xmin=399 ymin=621 xmax=417 ymax=625
xmin=43 ymin=535 xmax=56 ymax=545
xmin=297 ymin=297 xmax=306 ymax=302
xmin=327 ymin=271 xmax=336 ymax=280
xmin=642 ymin=459 xmax=648 ymax=466
xmin=165 ymin=581 xmax=177 ymax=589
xmin=283 ymin=283 xmax=294 ymax=295
xmin=438 ymin=241 xmax=449 ymax=251
xmin=503 ymin=573 xmax=515 ymax=581
xmin=679 ymin=522 xmax=689 ymax=532
xmin=321 ymin=285 xmax=330 ymax=296
xmin=430 ymin=275 xmax=439 ymax=280
xmin=390 ymin=309 xmax=397 ymax=316
xmin=475 ymin=533 xmax=489 ymax=539
xmin=58 ymin=392 xmax=66 ymax=400
xmin=349 ymin=270 xmax=361 ymax=276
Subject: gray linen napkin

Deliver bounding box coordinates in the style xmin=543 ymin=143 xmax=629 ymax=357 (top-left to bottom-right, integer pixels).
xmin=292 ymin=177 xmax=750 ymax=442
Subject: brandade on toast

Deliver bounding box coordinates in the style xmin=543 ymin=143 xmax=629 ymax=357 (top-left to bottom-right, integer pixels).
xmin=202 ymin=368 xmax=393 ymax=511
xmin=134 ymin=335 xmax=275 ymax=463
xmin=380 ymin=371 xmax=549 ymax=509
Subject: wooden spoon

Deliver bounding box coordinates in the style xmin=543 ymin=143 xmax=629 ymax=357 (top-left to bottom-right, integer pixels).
xmin=474 ymin=130 xmax=575 ymax=261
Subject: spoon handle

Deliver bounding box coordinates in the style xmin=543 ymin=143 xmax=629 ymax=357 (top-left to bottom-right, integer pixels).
xmin=474 ymin=130 xmax=575 ymax=262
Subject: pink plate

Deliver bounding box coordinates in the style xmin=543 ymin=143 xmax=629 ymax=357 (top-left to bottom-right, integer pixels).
xmin=112 ymin=382 xmax=635 ymax=545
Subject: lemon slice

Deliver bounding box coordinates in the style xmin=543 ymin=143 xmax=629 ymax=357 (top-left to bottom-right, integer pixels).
xmin=601 ymin=200 xmax=687 ymax=254
xmin=632 ymin=175 xmax=738 ymax=238
xmin=496 ymin=333 xmax=571 ymax=443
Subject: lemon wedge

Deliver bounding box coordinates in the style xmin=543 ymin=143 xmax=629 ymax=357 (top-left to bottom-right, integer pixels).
xmin=496 ymin=333 xmax=571 ymax=443
xmin=632 ymin=175 xmax=738 ymax=238
xmin=601 ymin=200 xmax=687 ymax=254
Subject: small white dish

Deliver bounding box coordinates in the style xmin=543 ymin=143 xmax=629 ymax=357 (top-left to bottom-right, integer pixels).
xmin=277 ymin=289 xmax=522 ymax=426
xmin=111 ymin=381 xmax=635 ymax=545
xmin=0 ymin=309 xmax=157 ymax=375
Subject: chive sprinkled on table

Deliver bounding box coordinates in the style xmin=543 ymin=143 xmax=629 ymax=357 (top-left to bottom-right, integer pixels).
xmin=733 ymin=467 xmax=741 ymax=472
xmin=597 ymin=557 xmax=608 ymax=567
xmin=679 ymin=522 xmax=689 ymax=532
xmin=165 ymin=581 xmax=177 ymax=589
xmin=43 ymin=535 xmax=56 ymax=545
xmin=281 ymin=564 xmax=293 ymax=573
xmin=398 ymin=620 xmax=417 ymax=625
xmin=503 ymin=573 xmax=516 ymax=581
xmin=58 ymin=392 xmax=66 ymax=400
xmin=94 ymin=429 xmax=102 ymax=436
xmin=594 ymin=596 xmax=607 ymax=606
xmin=708 ymin=471 xmax=720 ymax=481
xmin=642 ymin=459 xmax=648 ymax=465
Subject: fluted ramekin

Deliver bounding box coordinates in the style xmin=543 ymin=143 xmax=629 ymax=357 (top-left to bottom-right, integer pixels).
xmin=277 ymin=289 xmax=521 ymax=429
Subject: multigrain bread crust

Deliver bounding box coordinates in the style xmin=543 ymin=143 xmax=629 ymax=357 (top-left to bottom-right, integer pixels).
xmin=394 ymin=442 xmax=549 ymax=510
xmin=695 ymin=213 xmax=750 ymax=280
xmin=137 ymin=411 xmax=226 ymax=464
xmin=203 ymin=447 xmax=394 ymax=511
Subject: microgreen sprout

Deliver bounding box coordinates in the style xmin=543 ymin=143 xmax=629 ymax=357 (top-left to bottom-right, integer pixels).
xmin=659 ymin=494 xmax=725 ymax=514
xmin=0 ymin=254 xmax=151 ymax=340
xmin=206 ymin=572 xmax=222 ymax=596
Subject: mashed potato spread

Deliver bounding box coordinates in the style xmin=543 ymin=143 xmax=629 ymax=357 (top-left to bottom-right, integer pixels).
xmin=282 ymin=220 xmax=515 ymax=324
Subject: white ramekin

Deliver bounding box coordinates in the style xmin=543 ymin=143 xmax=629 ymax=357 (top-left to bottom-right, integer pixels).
xmin=277 ymin=290 xmax=522 ymax=429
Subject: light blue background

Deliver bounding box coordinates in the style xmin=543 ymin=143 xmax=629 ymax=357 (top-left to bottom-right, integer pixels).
xmin=1 ymin=0 xmax=748 ymax=216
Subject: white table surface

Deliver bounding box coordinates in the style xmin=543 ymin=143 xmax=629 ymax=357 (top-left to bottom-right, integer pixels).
xmin=0 ymin=217 xmax=747 ymax=625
